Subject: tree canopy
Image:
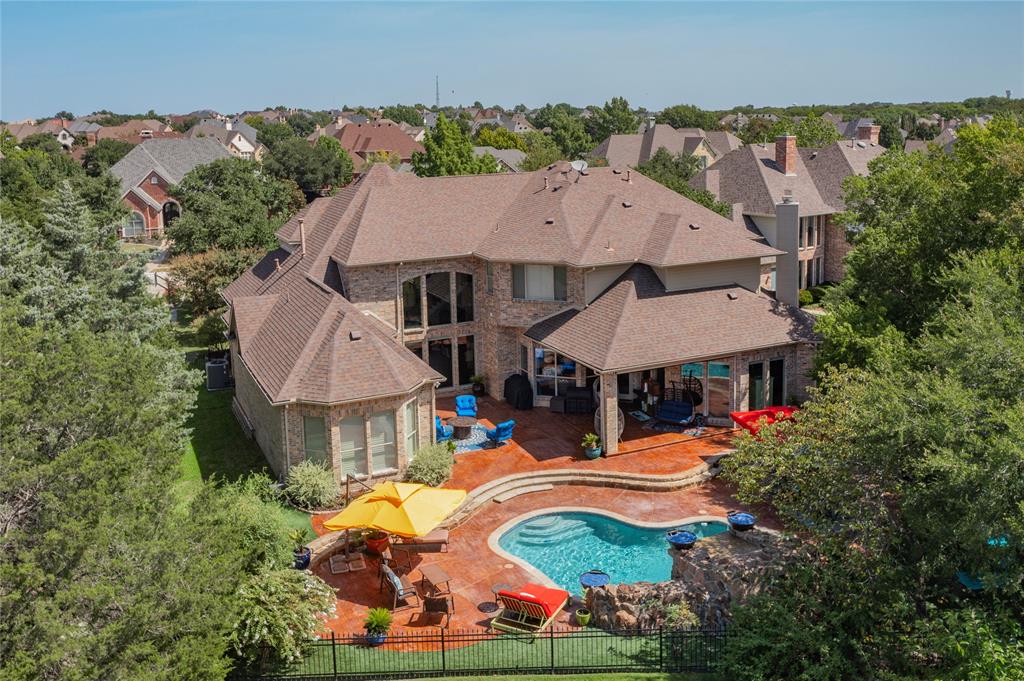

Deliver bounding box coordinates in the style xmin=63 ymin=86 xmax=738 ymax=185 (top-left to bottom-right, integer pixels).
xmin=519 ymin=131 xmax=564 ymax=171
xmin=82 ymin=138 xmax=135 ymax=176
xmin=634 ymin=147 xmax=732 ymax=218
xmin=263 ymin=137 xmax=353 ymax=198
xmin=475 ymin=125 xmax=526 ymax=151
xmin=167 ymin=157 xmax=302 ymax=255
xmin=656 ymin=104 xmax=720 ymax=131
xmin=412 ymin=114 xmax=496 ymax=177
xmin=381 ymin=104 xmax=424 ymax=127
xmin=587 ymin=96 xmax=639 ymax=141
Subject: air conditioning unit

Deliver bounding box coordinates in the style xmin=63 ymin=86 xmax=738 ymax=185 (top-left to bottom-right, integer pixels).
xmin=206 ymin=358 xmax=232 ymax=391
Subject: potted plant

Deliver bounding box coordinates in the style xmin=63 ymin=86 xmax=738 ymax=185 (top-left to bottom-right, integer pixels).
xmin=575 ymin=607 xmax=591 ymax=627
xmin=365 ymin=530 xmax=390 ymax=555
xmin=470 ymin=374 xmax=486 ymax=397
xmin=364 ymin=607 xmax=392 ymax=646
xmin=290 ymin=528 xmax=312 ymax=569
xmin=581 ymin=433 xmax=602 ymax=459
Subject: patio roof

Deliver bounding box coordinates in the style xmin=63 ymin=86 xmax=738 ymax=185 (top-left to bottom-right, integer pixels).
xmin=525 ymin=264 xmax=818 ymax=373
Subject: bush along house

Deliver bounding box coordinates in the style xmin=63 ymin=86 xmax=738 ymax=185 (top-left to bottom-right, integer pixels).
xmin=223 ymin=161 xmax=818 ymax=482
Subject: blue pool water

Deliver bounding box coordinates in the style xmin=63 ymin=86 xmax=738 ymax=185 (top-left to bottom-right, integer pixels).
xmin=498 ymin=512 xmax=728 ymax=593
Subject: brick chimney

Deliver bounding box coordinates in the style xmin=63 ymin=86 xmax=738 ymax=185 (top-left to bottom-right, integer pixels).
xmin=857 ymin=124 xmax=880 ymax=144
xmin=775 ymin=135 xmax=797 ymax=176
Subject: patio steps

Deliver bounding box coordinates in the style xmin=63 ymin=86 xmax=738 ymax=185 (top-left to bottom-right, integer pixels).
xmin=492 ymin=483 xmax=554 ymax=503
xmin=443 ymin=451 xmax=730 ymax=528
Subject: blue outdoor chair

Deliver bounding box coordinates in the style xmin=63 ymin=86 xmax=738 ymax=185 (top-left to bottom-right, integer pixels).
xmin=485 ymin=420 xmax=516 ymax=446
xmin=435 ymin=416 xmax=453 ymax=442
xmin=455 ymin=395 xmax=477 ymax=418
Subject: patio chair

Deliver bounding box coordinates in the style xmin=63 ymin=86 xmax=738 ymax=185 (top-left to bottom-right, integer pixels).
xmin=415 ymin=593 xmax=454 ymax=628
xmin=380 ymin=563 xmax=420 ymax=610
xmin=485 ymin=420 xmax=516 ymax=446
xmin=455 ymin=395 xmax=477 ymax=418
xmin=380 ymin=546 xmax=413 ymax=573
xmin=435 ymin=416 xmax=453 ymax=442
xmin=490 ymin=583 xmax=569 ymax=635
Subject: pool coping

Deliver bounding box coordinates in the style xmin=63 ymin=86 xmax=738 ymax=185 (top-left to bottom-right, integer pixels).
xmin=486 ymin=506 xmax=735 ymax=590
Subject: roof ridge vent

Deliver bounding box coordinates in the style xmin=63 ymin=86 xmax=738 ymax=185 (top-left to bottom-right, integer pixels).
xmin=349 ymin=330 xmax=362 ymax=341
xmin=689 ymin=223 xmax=701 ymax=230
xmin=622 ymin=201 xmax=632 ymax=208
xmin=727 ymin=292 xmax=738 ymax=300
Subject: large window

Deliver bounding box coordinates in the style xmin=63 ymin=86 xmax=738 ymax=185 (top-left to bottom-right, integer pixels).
xmin=534 ymin=347 xmax=576 ymax=397
xmin=456 ymin=272 xmax=474 ymax=323
xmin=457 ymin=336 xmax=475 ymax=384
xmin=426 ymin=272 xmax=452 ymax=326
xmin=369 ymin=411 xmax=397 ymax=472
xmin=339 ymin=415 xmax=368 ymax=477
xmin=402 ymin=278 xmax=422 ymax=329
xmin=404 ymin=400 xmax=418 ymax=459
xmin=768 ymin=358 xmax=785 ymax=407
xmin=403 ymin=271 xmax=473 ymax=331
xmin=513 ymin=264 xmax=567 ymax=302
xmin=708 ymin=362 xmax=731 ymax=418
xmin=428 ymin=339 xmax=453 ymax=387
xmin=124 ymin=211 xmax=145 ymax=238
xmin=303 ymin=416 xmax=327 ymax=465
xmin=748 ymin=362 xmax=765 ymax=410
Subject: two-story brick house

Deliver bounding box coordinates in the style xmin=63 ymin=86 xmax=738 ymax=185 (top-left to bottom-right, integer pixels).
xmin=224 ymin=162 xmax=817 ymax=483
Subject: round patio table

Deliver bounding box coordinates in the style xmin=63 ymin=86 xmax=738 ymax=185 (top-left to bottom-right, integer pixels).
xmin=579 ymin=570 xmax=611 ymax=589
xmin=449 ymin=416 xmax=477 ymax=440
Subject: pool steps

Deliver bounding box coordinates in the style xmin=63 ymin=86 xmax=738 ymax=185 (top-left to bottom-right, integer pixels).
xmin=443 ymin=451 xmax=729 ymax=528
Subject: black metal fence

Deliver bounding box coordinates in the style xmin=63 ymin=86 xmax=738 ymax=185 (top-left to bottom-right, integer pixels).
xmin=233 ymin=626 xmax=728 ymax=680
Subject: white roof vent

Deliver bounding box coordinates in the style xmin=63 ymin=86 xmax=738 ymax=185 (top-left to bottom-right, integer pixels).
xmin=622 ymin=201 xmax=632 ymax=208
xmin=856 ymin=141 xmax=867 ymax=148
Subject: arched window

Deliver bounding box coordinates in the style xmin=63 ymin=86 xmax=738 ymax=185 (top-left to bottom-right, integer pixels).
xmin=123 ymin=211 xmax=145 ymax=238
xmin=162 ymin=201 xmax=180 ymax=227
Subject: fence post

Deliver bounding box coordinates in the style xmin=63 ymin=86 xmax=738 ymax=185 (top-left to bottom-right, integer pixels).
xmin=328 ymin=631 xmax=336 ymax=678
xmin=658 ymin=627 xmax=664 ymax=671
xmin=549 ymin=627 xmax=555 ymax=672
xmin=440 ymin=628 xmax=446 ymax=673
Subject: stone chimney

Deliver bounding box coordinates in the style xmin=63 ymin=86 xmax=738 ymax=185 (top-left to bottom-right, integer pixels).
xmin=775 ymin=135 xmax=797 ymax=176
xmin=857 ymin=124 xmax=880 ymax=144
xmin=702 ymin=168 xmax=720 ymax=199
xmin=774 ymin=193 xmax=800 ymax=308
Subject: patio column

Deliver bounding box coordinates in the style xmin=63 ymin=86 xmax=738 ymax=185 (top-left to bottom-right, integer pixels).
xmin=599 ymin=372 xmax=619 ymax=455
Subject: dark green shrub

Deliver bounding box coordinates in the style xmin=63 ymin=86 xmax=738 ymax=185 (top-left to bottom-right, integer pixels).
xmin=284 ymin=460 xmax=340 ymax=510
xmin=799 ymin=289 xmax=814 ymax=307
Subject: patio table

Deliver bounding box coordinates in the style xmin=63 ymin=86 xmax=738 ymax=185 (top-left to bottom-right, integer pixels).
xmin=448 ymin=416 xmax=477 ymax=441
xmin=419 ymin=563 xmax=453 ymax=596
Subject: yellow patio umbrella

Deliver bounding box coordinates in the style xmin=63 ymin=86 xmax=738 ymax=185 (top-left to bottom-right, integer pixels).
xmin=323 ymin=481 xmax=467 ymax=538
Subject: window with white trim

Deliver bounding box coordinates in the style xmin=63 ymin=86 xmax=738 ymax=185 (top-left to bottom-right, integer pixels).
xmin=403 ymin=400 xmax=418 ymax=460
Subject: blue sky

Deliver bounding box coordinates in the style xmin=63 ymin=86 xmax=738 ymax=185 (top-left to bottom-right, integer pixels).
xmin=2 ymin=1 xmax=1022 ymax=120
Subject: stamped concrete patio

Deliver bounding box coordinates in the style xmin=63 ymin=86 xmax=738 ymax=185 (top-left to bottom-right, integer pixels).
xmin=310 ymin=396 xmax=763 ymax=636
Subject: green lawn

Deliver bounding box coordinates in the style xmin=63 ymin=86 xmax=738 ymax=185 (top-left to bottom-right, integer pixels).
xmin=176 ymin=348 xmax=312 ymax=536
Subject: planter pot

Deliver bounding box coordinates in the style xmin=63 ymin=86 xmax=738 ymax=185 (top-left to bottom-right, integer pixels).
xmin=365 ymin=632 xmax=388 ymax=647
xmin=666 ymin=530 xmax=697 ymax=550
xmin=575 ymin=608 xmax=591 ymax=627
xmin=583 ymin=446 xmax=602 ymax=460
xmin=728 ymin=512 xmax=757 ymax=532
xmin=365 ymin=535 xmax=390 ymax=555
xmin=472 ymin=383 xmax=485 ymax=397
xmin=292 ymin=547 xmax=312 ymax=570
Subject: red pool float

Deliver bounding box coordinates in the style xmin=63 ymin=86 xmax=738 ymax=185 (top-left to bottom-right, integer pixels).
xmin=730 ymin=407 xmax=798 ymax=435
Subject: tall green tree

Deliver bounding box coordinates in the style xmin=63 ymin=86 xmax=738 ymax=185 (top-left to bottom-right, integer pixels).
xmin=878 ymin=119 xmax=903 ymax=149
xmin=412 ymin=114 xmax=496 ymax=176
xmin=793 ymin=113 xmax=843 ymax=147
xmin=264 ymin=137 xmax=352 ymax=198
xmin=381 ymin=104 xmax=424 ymax=127
xmin=167 ymin=157 xmax=301 ymax=254
xmin=657 ymin=104 xmax=720 ymax=131
xmin=82 ymin=138 xmax=135 ymax=176
xmin=634 ymin=147 xmax=732 ymax=217
xmin=519 ymin=131 xmax=564 ymax=171
xmin=475 ymin=126 xmax=527 ymax=151
xmin=548 ymin=112 xmax=592 ymax=159
xmin=588 ymin=96 xmax=639 ymax=141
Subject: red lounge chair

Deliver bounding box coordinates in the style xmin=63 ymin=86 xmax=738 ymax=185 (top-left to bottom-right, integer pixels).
xmin=490 ymin=582 xmax=570 ymax=635
xmin=730 ymin=407 xmax=799 ymax=435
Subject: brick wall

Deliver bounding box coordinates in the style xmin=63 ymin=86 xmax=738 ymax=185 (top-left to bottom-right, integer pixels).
xmin=231 ymin=346 xmax=287 ymax=476
xmin=823 ymin=215 xmax=853 ymax=282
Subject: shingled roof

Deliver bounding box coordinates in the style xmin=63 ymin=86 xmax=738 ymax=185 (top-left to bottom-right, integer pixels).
xmin=275 ymin=162 xmax=778 ymax=269
xmin=801 ymin=140 xmax=886 ymax=211
xmin=526 ymin=264 xmax=817 ymax=372
xmin=109 ymin=138 xmax=230 ymax=196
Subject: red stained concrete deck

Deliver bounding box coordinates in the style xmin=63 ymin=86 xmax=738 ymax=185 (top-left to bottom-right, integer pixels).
xmin=436 ymin=395 xmax=737 ymax=489
xmin=312 ymin=479 xmax=776 ymax=636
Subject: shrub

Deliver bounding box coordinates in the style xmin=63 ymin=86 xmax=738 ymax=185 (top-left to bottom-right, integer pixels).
xmin=363 ymin=607 xmax=393 ymax=635
xmin=230 ymin=569 xmax=336 ymax=664
xmin=798 ymin=289 xmax=814 ymax=307
xmin=404 ymin=442 xmax=454 ymax=487
xmin=202 ymin=475 xmax=294 ymax=573
xmin=663 ymin=602 xmax=698 ymax=629
xmin=285 ymin=460 xmax=340 ymax=510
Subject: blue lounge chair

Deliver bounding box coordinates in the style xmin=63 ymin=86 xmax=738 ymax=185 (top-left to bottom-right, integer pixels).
xmin=485 ymin=420 xmax=516 ymax=446
xmin=436 ymin=416 xmax=453 ymax=442
xmin=656 ymin=400 xmax=703 ymax=427
xmin=455 ymin=395 xmax=477 ymax=418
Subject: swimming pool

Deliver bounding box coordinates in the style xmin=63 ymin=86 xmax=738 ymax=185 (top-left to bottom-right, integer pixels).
xmin=497 ymin=511 xmax=728 ymax=593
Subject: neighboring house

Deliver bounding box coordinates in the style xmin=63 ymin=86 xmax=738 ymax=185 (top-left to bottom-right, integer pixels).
xmin=334 ymin=122 xmax=425 ymax=174
xmin=905 ymin=127 xmax=957 ymax=154
xmin=398 ymin=122 xmax=427 ymax=142
xmin=690 ymin=132 xmax=885 ymax=289
xmin=68 ymin=119 xmax=102 ymax=146
xmin=97 ymin=119 xmax=174 ymax=142
xmin=422 ymin=111 xmax=439 ymax=129
xmin=1 ymin=118 xmax=76 ymax=148
xmin=473 ymin=146 xmax=526 ymax=172
xmin=109 ymin=138 xmax=231 ymax=239
xmin=186 ymin=122 xmax=264 ymax=160
xmin=591 ymin=122 xmax=729 ymax=169
xmin=470 ymin=113 xmax=534 ymax=135
xmin=223 ymin=161 xmax=817 ymax=481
